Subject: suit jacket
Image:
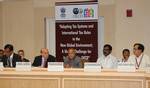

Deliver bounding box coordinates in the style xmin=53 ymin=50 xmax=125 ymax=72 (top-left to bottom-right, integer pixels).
xmin=32 ymin=55 xmax=56 ymax=68
xmin=2 ymin=53 xmax=22 ymax=67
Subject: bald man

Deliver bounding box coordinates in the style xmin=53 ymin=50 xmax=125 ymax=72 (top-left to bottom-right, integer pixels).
xmin=63 ymin=48 xmax=81 ymax=68
xmin=32 ymin=48 xmax=56 ymax=68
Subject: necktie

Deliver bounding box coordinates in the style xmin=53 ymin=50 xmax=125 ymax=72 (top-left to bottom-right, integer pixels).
xmin=42 ymin=59 xmax=47 ymax=68
xmin=44 ymin=60 xmax=47 ymax=68
xmin=7 ymin=57 xmax=11 ymax=67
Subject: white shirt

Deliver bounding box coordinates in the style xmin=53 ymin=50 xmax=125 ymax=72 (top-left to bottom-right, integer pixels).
xmin=41 ymin=57 xmax=46 ymax=67
xmin=121 ymin=58 xmax=129 ymax=62
xmin=97 ymin=54 xmax=118 ymax=69
xmin=9 ymin=53 xmax=14 ymax=67
xmin=128 ymin=53 xmax=150 ymax=69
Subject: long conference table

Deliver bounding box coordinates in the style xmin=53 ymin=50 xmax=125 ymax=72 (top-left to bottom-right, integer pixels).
xmin=0 ymin=68 xmax=150 ymax=88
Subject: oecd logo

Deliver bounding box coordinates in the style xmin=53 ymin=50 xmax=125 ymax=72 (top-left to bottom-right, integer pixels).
xmin=73 ymin=8 xmax=79 ymax=15
xmin=60 ymin=7 xmax=66 ymax=18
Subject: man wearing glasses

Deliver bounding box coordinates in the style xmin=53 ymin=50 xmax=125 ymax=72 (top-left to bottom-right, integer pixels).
xmin=128 ymin=43 xmax=150 ymax=69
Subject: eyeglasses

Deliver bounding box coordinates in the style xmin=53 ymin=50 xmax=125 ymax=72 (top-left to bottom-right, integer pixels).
xmin=133 ymin=48 xmax=139 ymax=51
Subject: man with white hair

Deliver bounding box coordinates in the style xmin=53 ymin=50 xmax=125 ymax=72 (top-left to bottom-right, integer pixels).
xmin=32 ymin=48 xmax=56 ymax=68
xmin=63 ymin=48 xmax=81 ymax=68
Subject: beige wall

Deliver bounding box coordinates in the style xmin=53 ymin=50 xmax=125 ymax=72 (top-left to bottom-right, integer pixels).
xmin=0 ymin=0 xmax=150 ymax=60
xmin=100 ymin=5 xmax=116 ymax=55
xmin=0 ymin=0 xmax=55 ymax=60
xmin=115 ymin=0 xmax=150 ymax=58
xmin=34 ymin=7 xmax=51 ymax=56
xmin=1 ymin=0 xmax=35 ymax=59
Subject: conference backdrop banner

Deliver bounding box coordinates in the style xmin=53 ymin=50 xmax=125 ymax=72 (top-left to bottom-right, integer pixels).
xmin=55 ymin=1 xmax=98 ymax=62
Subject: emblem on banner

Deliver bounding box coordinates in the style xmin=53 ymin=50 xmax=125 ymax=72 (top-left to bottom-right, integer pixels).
xmin=73 ymin=8 xmax=94 ymax=18
xmin=60 ymin=7 xmax=66 ymax=18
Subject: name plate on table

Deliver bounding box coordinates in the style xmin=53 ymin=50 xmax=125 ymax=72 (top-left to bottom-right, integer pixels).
xmin=16 ymin=62 xmax=31 ymax=71
xmin=48 ymin=62 xmax=64 ymax=72
xmin=84 ymin=63 xmax=101 ymax=72
xmin=0 ymin=62 xmax=4 ymax=71
xmin=117 ymin=62 xmax=135 ymax=72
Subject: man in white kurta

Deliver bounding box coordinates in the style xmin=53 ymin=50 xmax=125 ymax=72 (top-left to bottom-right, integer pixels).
xmin=97 ymin=44 xmax=118 ymax=69
xmin=97 ymin=54 xmax=118 ymax=69
xmin=128 ymin=43 xmax=150 ymax=69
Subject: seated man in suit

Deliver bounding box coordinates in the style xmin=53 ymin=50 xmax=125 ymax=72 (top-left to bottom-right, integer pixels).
xmin=63 ymin=48 xmax=81 ymax=68
xmin=32 ymin=48 xmax=56 ymax=68
xmin=2 ymin=44 xmax=21 ymax=67
xmin=18 ymin=50 xmax=29 ymax=62
xmin=0 ymin=49 xmax=4 ymax=62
